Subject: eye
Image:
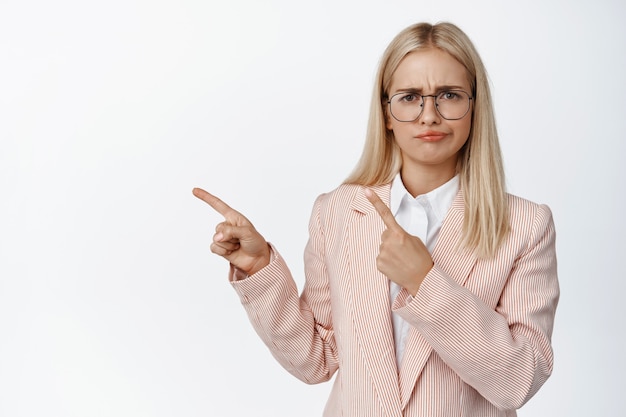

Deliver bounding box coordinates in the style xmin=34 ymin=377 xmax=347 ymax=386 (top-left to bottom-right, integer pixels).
xmin=439 ymin=91 xmax=461 ymax=101
xmin=399 ymin=93 xmax=419 ymax=103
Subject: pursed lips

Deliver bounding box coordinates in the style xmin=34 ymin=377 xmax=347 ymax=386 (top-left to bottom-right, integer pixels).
xmin=414 ymin=131 xmax=448 ymax=142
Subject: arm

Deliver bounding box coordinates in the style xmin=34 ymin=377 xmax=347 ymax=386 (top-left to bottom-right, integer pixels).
xmin=229 ymin=195 xmax=339 ymax=384
xmin=394 ymin=204 xmax=559 ymax=409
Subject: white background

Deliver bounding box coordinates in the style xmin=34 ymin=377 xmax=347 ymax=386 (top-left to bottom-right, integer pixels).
xmin=1 ymin=0 xmax=625 ymax=416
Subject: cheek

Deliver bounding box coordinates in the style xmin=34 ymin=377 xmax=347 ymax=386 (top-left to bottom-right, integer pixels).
xmin=457 ymin=118 xmax=472 ymax=141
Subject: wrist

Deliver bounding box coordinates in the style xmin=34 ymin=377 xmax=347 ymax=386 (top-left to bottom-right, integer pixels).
xmin=408 ymin=261 xmax=434 ymax=296
xmin=246 ymin=243 xmax=272 ymax=275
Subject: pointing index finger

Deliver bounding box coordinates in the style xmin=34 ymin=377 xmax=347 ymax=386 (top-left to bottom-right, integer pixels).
xmin=192 ymin=187 xmax=244 ymax=220
xmin=364 ymin=188 xmax=402 ymax=231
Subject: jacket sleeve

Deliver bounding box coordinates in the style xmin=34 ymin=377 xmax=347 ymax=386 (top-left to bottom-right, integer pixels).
xmin=393 ymin=204 xmax=559 ymax=410
xmin=229 ymin=195 xmax=338 ymax=384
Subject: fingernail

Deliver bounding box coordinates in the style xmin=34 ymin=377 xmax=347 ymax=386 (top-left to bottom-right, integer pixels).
xmin=214 ymin=233 xmax=224 ymax=242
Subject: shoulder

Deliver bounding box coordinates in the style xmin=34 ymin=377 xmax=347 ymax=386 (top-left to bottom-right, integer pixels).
xmin=317 ymin=183 xmax=362 ymax=204
xmin=310 ymin=182 xmax=390 ymax=223
xmin=311 ymin=183 xmax=362 ymax=218
xmin=505 ymin=193 xmax=555 ymax=247
xmin=506 ymin=193 xmax=553 ymax=225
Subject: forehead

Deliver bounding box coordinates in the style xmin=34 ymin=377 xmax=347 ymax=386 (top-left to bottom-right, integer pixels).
xmin=389 ymin=48 xmax=470 ymax=92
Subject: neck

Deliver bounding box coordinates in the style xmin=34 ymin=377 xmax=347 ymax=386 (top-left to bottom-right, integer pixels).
xmin=400 ymin=163 xmax=457 ymax=197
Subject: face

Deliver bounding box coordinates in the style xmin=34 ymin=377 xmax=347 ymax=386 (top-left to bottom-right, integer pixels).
xmin=385 ymin=48 xmax=473 ymax=178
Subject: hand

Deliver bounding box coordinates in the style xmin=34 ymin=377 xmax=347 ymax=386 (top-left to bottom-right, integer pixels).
xmin=364 ymin=188 xmax=434 ymax=296
xmin=193 ymin=187 xmax=271 ymax=275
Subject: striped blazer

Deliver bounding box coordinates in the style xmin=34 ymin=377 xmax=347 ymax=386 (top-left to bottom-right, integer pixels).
xmin=230 ymin=183 xmax=559 ymax=417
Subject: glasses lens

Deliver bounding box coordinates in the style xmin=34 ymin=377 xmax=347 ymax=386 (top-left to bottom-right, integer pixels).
xmin=435 ymin=90 xmax=471 ymax=120
xmin=389 ymin=93 xmax=422 ymax=122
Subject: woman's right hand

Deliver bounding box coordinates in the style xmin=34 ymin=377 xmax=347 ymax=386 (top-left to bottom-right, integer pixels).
xmin=193 ymin=187 xmax=271 ymax=275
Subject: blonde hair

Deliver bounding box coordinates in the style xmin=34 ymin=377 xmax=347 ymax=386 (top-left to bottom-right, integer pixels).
xmin=345 ymin=22 xmax=509 ymax=258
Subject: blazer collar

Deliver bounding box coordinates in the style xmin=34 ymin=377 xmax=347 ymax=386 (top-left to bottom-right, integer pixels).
xmin=350 ymin=183 xmax=389 ymax=214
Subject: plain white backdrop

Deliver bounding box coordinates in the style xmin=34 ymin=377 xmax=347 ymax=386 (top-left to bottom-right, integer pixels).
xmin=1 ymin=0 xmax=625 ymax=416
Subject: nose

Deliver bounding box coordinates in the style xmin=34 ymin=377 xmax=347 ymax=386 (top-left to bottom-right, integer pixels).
xmin=418 ymin=95 xmax=441 ymax=125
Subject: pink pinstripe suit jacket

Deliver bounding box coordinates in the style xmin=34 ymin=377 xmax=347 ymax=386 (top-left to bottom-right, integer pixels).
xmin=230 ymin=183 xmax=559 ymax=417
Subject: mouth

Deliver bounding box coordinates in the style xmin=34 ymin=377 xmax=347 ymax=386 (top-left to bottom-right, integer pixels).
xmin=415 ymin=131 xmax=448 ymax=142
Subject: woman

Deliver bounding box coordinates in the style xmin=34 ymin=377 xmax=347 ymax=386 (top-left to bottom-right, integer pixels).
xmin=193 ymin=21 xmax=559 ymax=417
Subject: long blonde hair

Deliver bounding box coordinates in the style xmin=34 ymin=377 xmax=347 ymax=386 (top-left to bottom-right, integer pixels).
xmin=345 ymin=22 xmax=509 ymax=258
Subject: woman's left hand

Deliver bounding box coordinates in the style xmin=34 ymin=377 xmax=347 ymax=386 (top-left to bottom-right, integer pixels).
xmin=365 ymin=188 xmax=434 ymax=296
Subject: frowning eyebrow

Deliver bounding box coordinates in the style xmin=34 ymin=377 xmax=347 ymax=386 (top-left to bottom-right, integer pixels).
xmin=393 ymin=85 xmax=467 ymax=94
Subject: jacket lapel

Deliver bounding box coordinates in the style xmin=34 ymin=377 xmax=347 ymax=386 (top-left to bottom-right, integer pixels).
xmin=347 ymin=184 xmax=403 ymax=416
xmin=429 ymin=189 xmax=478 ymax=288
xmin=398 ymin=189 xmax=478 ymax=408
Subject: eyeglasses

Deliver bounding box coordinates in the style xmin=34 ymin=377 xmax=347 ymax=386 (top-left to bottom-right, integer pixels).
xmin=387 ymin=90 xmax=473 ymax=122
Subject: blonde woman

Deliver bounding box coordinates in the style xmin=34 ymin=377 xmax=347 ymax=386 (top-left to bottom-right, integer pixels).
xmin=194 ymin=22 xmax=559 ymax=417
